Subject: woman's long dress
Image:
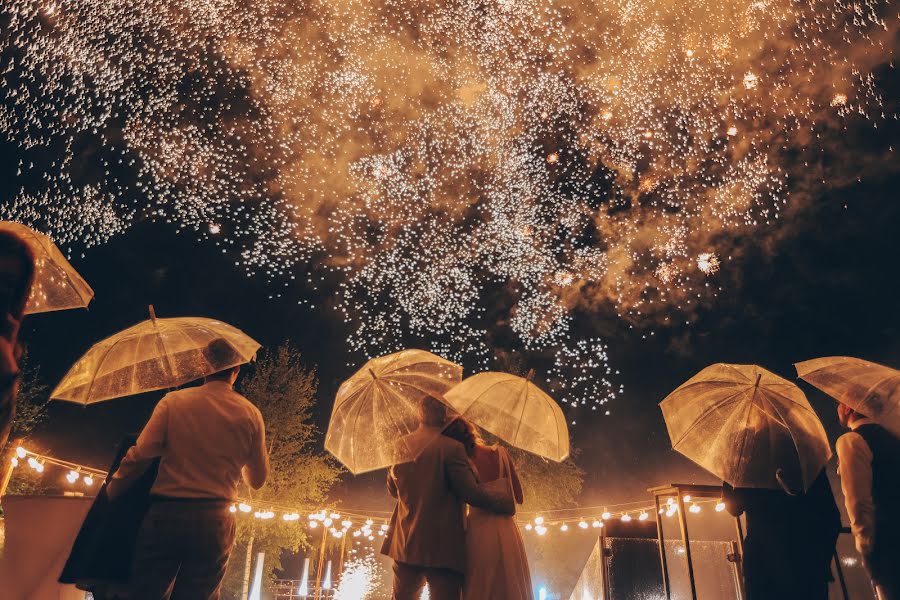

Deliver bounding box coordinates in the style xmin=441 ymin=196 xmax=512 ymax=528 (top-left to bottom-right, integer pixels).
xmin=464 ymin=446 xmax=534 ymax=600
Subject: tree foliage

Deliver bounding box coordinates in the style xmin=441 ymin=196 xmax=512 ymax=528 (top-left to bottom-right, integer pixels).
xmin=221 ymin=344 xmax=342 ymax=599
xmin=5 ymin=352 xmax=50 ymax=495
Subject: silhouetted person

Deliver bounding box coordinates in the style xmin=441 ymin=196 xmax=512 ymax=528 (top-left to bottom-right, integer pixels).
xmin=382 ymin=395 xmax=514 ymax=600
xmin=107 ymin=338 xmax=269 ymax=600
xmin=0 ymin=230 xmax=34 ymax=451
xmin=836 ymin=403 xmax=900 ymax=600
xmin=724 ymin=468 xmax=840 ymax=600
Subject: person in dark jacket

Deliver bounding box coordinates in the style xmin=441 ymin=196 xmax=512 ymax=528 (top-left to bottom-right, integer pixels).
xmin=836 ymin=403 xmax=900 ymax=600
xmin=724 ymin=468 xmax=841 ymax=600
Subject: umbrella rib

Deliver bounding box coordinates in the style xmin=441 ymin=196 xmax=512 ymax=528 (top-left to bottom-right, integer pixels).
xmin=761 ymin=394 xmax=806 ymax=486
xmin=722 ymin=364 xmax=755 ymax=383
xmin=79 ymin=339 xmax=121 ymax=404
xmin=510 ymin=380 xmax=530 ymax=446
xmin=668 ymin=388 xmax=746 ymax=448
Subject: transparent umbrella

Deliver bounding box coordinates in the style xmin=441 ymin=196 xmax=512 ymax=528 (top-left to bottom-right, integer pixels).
xmin=324 ymin=349 xmax=462 ymax=474
xmin=51 ymin=306 xmax=260 ymax=404
xmin=796 ymin=356 xmax=900 ymax=437
xmin=660 ymin=363 xmax=831 ymax=491
xmin=444 ymin=370 xmax=569 ymax=461
xmin=0 ymin=221 xmax=94 ymax=314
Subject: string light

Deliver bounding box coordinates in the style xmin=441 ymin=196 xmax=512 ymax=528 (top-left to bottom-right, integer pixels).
xmin=578 ymin=520 xmax=589 ymax=529
xmin=621 ymin=514 xmax=632 ymax=522
xmin=715 ymin=501 xmax=726 ymax=512
xmin=638 ymin=512 xmax=649 ymax=521
xmin=689 ymin=504 xmax=701 ymax=514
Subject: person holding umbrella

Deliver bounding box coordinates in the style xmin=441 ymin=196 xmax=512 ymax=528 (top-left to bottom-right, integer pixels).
xmin=661 ymin=364 xmax=840 ymax=600
xmin=797 ymin=356 xmax=900 ymax=600
xmin=106 ymin=338 xmax=269 ymax=600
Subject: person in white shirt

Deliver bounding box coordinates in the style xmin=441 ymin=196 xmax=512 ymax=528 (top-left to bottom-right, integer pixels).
xmin=836 ymin=403 xmax=900 ymax=600
xmin=108 ymin=338 xmax=269 ymax=600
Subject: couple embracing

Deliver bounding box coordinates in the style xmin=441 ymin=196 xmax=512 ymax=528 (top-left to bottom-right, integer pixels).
xmin=381 ymin=396 xmax=534 ymax=600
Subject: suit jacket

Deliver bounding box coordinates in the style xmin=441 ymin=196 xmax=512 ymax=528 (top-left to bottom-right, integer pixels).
xmin=380 ymin=434 xmax=514 ymax=574
xmin=59 ymin=435 xmax=159 ymax=591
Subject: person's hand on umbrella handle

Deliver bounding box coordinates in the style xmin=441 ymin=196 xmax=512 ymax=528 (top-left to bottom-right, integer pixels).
xmin=775 ymin=468 xmax=799 ymax=496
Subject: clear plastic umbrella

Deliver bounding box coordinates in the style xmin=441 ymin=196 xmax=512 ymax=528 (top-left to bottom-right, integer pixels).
xmin=324 ymin=349 xmax=462 ymax=474
xmin=444 ymin=370 xmax=569 ymax=461
xmin=51 ymin=306 xmax=260 ymax=404
xmin=796 ymin=356 xmax=900 ymax=437
xmin=0 ymin=221 xmax=94 ymax=314
xmin=660 ymin=363 xmax=831 ymax=491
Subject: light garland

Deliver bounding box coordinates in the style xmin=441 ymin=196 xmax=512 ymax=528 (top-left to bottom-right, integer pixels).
xmin=6 ymin=446 xmax=733 ymax=538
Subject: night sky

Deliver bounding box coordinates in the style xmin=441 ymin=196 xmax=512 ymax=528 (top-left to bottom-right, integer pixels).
xmin=12 ymin=161 xmax=900 ymax=511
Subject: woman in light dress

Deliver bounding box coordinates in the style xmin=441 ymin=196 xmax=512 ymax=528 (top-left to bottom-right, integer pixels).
xmin=442 ymin=418 xmax=534 ymax=600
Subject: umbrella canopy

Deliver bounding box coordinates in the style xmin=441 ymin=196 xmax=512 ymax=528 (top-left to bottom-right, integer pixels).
xmin=444 ymin=370 xmax=569 ymax=462
xmin=660 ymin=363 xmax=831 ymax=491
xmin=0 ymin=221 xmax=94 ymax=314
xmin=324 ymin=349 xmax=462 ymax=474
xmin=51 ymin=307 xmax=260 ymax=404
xmin=796 ymin=356 xmax=900 ymax=437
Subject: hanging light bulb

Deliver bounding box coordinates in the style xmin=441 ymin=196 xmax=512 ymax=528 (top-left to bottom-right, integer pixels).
xmin=229 ymin=505 xmax=238 ymax=513
xmin=715 ymin=501 xmax=726 ymax=512
xmin=592 ymin=520 xmax=602 ymax=528
xmin=621 ymin=513 xmax=632 ymax=522
xmin=66 ymin=470 xmax=79 ymax=484
xmin=638 ymin=511 xmax=649 ymax=521
xmin=683 ymin=495 xmax=692 ymax=502
xmin=15 ymin=446 xmax=26 ymax=458
xmin=601 ymin=510 xmax=611 ymax=520
xmin=560 ymin=523 xmax=569 ymax=532
xmin=309 ymin=520 xmax=319 ymax=528
xmin=525 ymin=524 xmax=533 ymax=531
xmin=535 ymin=525 xmax=547 ymax=536
xmin=238 ymin=503 xmax=252 ymax=513
xmin=82 ymin=474 xmax=94 ymax=486
xmin=689 ymin=503 xmax=701 ymax=514
xmin=534 ymin=516 xmax=544 ymax=525
xmin=578 ymin=520 xmax=588 ymax=529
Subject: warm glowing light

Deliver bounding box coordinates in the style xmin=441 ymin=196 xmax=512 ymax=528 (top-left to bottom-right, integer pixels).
xmin=715 ymin=501 xmax=726 ymax=512
xmin=638 ymin=511 xmax=649 ymax=521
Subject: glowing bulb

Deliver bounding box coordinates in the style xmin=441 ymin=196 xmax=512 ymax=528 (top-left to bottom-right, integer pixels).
xmin=238 ymin=503 xmax=252 ymax=513
xmin=309 ymin=520 xmax=319 ymax=528
xmin=66 ymin=470 xmax=79 ymax=483
xmin=535 ymin=525 xmax=547 ymax=536
xmin=683 ymin=495 xmax=691 ymax=502
xmin=621 ymin=514 xmax=632 ymax=522
xmin=689 ymin=504 xmax=701 ymax=514
xmin=715 ymin=501 xmax=726 ymax=512
xmin=10 ymin=457 xmax=17 ymax=467
xmin=560 ymin=524 xmax=569 ymax=531
xmin=229 ymin=505 xmax=237 ymax=513
xmin=82 ymin=475 xmax=94 ymax=486
xmin=341 ymin=520 xmax=353 ymax=528
xmin=601 ymin=511 xmax=611 ymax=520
xmin=592 ymin=520 xmax=602 ymax=528
xmin=15 ymin=446 xmax=26 ymax=458
xmin=639 ymin=512 xmax=649 ymax=521
xmin=534 ymin=516 xmax=544 ymax=525
xmin=578 ymin=521 xmax=588 ymax=529
xmin=525 ymin=524 xmax=533 ymax=531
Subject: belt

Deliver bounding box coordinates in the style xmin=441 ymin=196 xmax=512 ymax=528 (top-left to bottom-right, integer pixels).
xmin=149 ymin=495 xmax=231 ymax=504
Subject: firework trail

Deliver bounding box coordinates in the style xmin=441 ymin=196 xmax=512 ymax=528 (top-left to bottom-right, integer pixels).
xmin=0 ymin=0 xmax=895 ymax=414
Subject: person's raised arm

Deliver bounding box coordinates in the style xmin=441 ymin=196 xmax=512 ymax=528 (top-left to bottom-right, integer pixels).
xmin=243 ymin=409 xmax=269 ymax=490
xmin=722 ymin=482 xmax=745 ymax=517
xmin=107 ymin=397 xmax=170 ymax=499
xmin=445 ymin=442 xmax=514 ymax=515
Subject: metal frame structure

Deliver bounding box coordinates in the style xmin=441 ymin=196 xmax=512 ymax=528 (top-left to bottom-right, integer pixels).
xmin=648 ymin=483 xmax=747 ymax=600
xmin=649 ymin=483 xmax=856 ymax=600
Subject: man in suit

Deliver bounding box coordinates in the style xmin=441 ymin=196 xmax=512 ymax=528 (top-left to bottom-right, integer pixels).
xmin=836 ymin=402 xmax=900 ymax=600
xmin=381 ymin=395 xmax=515 ymax=600
xmin=107 ymin=338 xmax=269 ymax=600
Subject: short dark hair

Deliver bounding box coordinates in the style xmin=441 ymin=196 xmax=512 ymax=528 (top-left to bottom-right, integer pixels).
xmin=203 ymin=338 xmax=242 ymax=380
xmin=419 ymin=395 xmax=449 ymax=427
xmin=0 ymin=230 xmax=36 ymax=319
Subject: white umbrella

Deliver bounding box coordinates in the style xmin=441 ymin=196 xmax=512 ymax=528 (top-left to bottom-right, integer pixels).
xmin=661 ymin=363 xmax=830 ymax=491
xmin=324 ymin=349 xmax=462 ymax=474
xmin=444 ymin=369 xmax=569 ymax=461
xmin=52 ymin=306 xmax=260 ymax=404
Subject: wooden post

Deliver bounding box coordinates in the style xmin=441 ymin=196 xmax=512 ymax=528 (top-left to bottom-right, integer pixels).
xmin=241 ymin=534 xmax=254 ymax=600
xmin=0 ymin=439 xmax=23 ymax=498
xmin=336 ymin=533 xmax=348 ymax=590
xmin=313 ymin=528 xmax=328 ymax=600
xmin=675 ymin=492 xmax=698 ymax=600
xmin=654 ymin=494 xmax=672 ymax=600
